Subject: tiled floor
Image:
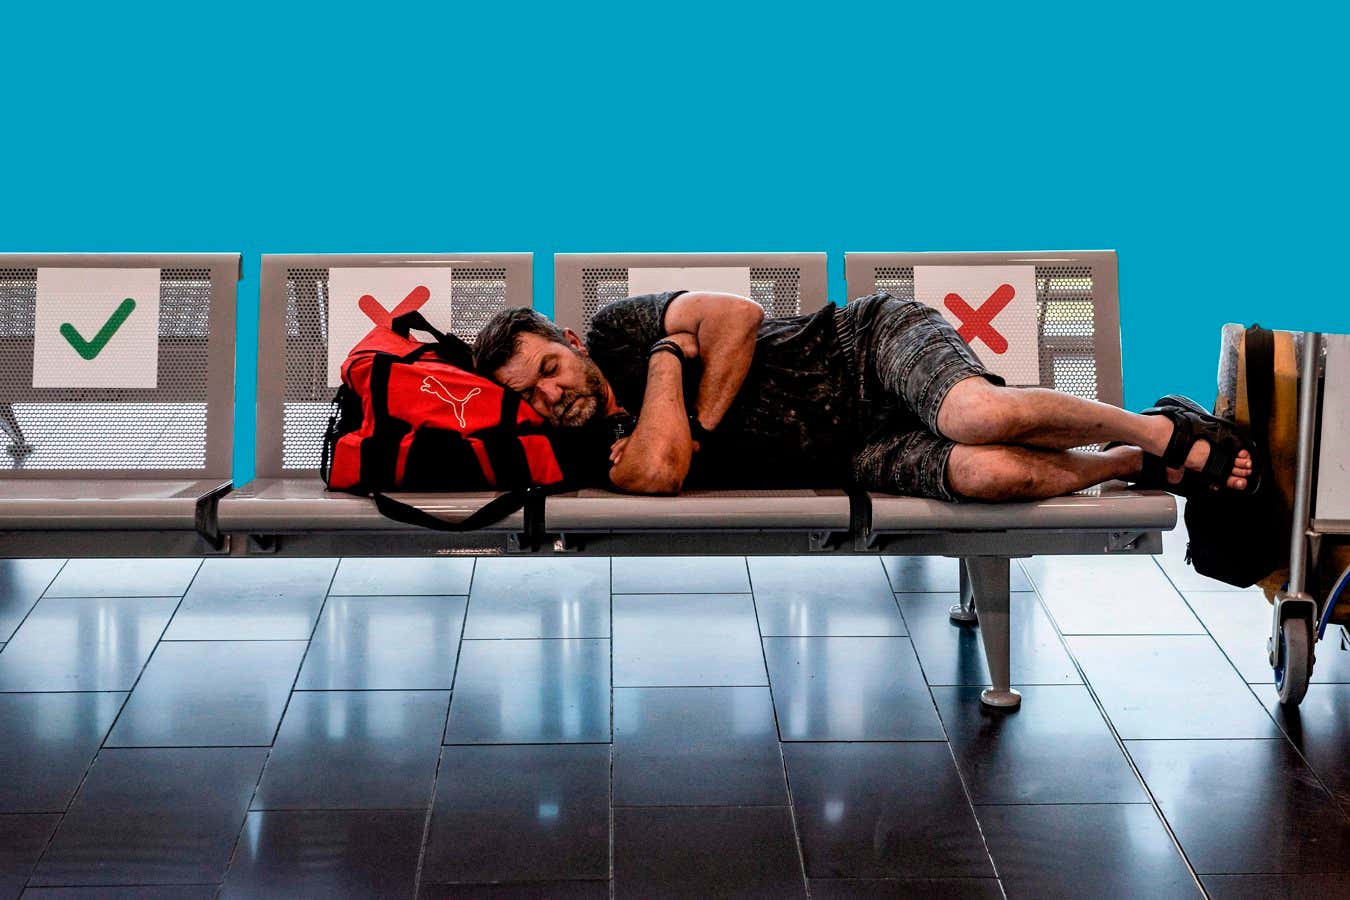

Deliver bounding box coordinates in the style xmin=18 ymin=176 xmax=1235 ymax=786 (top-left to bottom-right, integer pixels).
xmin=1 ymin=527 xmax=1349 ymax=898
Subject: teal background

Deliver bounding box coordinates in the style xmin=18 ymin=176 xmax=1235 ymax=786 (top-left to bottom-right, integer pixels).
xmin=3 ymin=4 xmax=1344 ymax=485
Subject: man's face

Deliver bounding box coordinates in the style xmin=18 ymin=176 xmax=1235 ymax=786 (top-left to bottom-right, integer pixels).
xmin=492 ymin=330 xmax=610 ymax=427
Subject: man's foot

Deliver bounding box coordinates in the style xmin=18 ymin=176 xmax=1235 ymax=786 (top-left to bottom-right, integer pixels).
xmin=1168 ymin=440 xmax=1252 ymax=490
xmin=1144 ymin=414 xmax=1253 ymax=490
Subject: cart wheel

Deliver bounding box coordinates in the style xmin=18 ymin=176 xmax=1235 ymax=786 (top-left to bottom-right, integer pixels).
xmin=1275 ymin=615 xmax=1314 ymax=706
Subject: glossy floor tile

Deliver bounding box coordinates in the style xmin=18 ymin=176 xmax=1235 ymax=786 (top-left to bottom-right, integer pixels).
xmin=421 ymin=745 xmax=610 ymax=885
xmin=465 ymin=558 xmax=610 ymax=639
xmin=1023 ymin=554 xmax=1203 ymax=635
xmin=104 ymin=640 xmax=308 ymax=747
xmin=1202 ymin=873 xmax=1350 ymax=899
xmin=2 ymin=541 xmax=1347 ymax=897
xmin=807 ymin=878 xmax=1004 ymax=899
xmin=20 ymin=886 xmax=219 ymax=898
xmin=0 ymin=813 xmax=61 ymax=899
xmin=613 ymin=593 xmax=765 ymax=687
xmin=1128 ymin=738 xmax=1350 ymax=874
xmin=1185 ymin=591 xmax=1350 ymax=684
xmin=329 ymin=557 xmax=474 ymax=596
xmin=613 ymin=686 xmax=786 ymax=806
xmin=220 ymin=809 xmax=424 ymax=899
xmin=1068 ymin=635 xmax=1281 ymax=739
xmin=899 ymin=591 xmax=1080 ymax=686
xmin=297 ymin=595 xmax=467 ymax=690
xmin=445 ymin=639 xmax=609 ymax=743
xmin=613 ymin=805 xmax=805 ymax=900
xmin=253 ymin=690 xmax=449 ymax=810
xmin=0 ymin=596 xmax=179 ymax=692
xmin=418 ymin=882 xmax=610 ymax=899
xmin=0 ymin=692 xmax=125 ymax=813
xmin=29 ymin=747 xmax=267 ymax=887
xmin=784 ymin=742 xmax=992 ymax=879
xmin=1266 ymin=685 xmax=1350 ymax=812
xmin=933 ymin=685 xmax=1145 ymax=804
xmin=978 ymin=803 xmax=1198 ymax=899
xmin=764 ymin=637 xmax=944 ymax=740
xmin=882 ymin=556 xmax=1033 ymax=593
xmin=611 ymin=556 xmax=750 ymax=593
xmin=749 ymin=556 xmax=905 ymax=637
xmin=0 ymin=559 xmax=64 ymax=641
xmin=43 ymin=558 xmax=201 ymax=598
xmin=163 ymin=557 xmax=336 ymax=641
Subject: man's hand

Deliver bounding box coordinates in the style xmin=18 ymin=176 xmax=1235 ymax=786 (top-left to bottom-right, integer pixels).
xmin=610 ymin=432 xmax=699 ymax=469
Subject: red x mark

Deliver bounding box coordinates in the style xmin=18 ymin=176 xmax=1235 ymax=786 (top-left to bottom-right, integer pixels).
xmin=944 ymin=283 xmax=1014 ymax=353
xmin=357 ymin=285 xmax=431 ymax=328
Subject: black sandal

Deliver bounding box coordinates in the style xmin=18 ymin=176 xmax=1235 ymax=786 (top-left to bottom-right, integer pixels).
xmin=1140 ymin=394 xmax=1260 ymax=494
xmin=1105 ymin=440 xmax=1213 ymax=498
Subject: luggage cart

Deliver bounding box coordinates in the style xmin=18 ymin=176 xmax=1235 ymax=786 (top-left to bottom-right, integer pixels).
xmin=1271 ymin=332 xmax=1350 ymax=705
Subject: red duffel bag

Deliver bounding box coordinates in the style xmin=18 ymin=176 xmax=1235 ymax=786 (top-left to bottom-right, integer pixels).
xmin=321 ymin=308 xmax=603 ymax=533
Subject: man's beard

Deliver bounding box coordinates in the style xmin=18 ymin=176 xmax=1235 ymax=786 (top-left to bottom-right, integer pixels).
xmin=552 ymin=357 xmax=606 ymax=427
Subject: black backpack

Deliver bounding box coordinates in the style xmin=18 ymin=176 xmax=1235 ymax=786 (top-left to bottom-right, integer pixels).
xmin=1183 ymin=325 xmax=1288 ymax=587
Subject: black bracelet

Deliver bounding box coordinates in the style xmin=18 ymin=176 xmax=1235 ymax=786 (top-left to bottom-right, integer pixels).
xmin=648 ymin=341 xmax=685 ymax=365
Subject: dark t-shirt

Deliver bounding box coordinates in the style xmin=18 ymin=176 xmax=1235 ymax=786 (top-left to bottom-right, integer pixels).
xmin=584 ymin=292 xmax=857 ymax=488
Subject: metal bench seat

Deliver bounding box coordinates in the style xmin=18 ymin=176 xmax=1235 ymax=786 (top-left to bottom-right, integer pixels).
xmin=869 ymin=483 xmax=1175 ymax=541
xmin=219 ymin=478 xmax=524 ymax=533
xmin=216 ymin=253 xmax=534 ymax=554
xmin=0 ymin=253 xmax=239 ymax=556
xmin=0 ymin=479 xmax=228 ymax=530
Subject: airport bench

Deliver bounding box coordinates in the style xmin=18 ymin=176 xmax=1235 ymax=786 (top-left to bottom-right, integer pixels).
xmin=17 ymin=247 xmax=1176 ymax=708
xmin=0 ymin=253 xmax=239 ymax=556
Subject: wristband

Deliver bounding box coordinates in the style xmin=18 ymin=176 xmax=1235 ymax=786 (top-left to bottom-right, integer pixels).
xmin=648 ymin=340 xmax=685 ymax=366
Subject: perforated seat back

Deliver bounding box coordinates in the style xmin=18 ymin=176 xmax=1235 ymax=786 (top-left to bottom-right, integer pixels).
xmin=553 ymin=252 xmax=829 ymax=333
xmin=844 ymin=251 xmax=1123 ymax=407
xmin=0 ymin=254 xmax=238 ymax=479
xmin=255 ymin=254 xmax=532 ymax=478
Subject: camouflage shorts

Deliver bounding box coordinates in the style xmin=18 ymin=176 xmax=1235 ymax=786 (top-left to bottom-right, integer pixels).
xmin=837 ymin=293 xmax=1004 ymax=501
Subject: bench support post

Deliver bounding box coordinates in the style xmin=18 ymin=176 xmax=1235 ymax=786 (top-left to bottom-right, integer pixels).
xmin=965 ymin=555 xmax=1022 ymax=709
xmin=950 ymin=558 xmax=979 ymax=623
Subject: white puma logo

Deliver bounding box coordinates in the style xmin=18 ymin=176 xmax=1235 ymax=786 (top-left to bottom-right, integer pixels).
xmin=420 ymin=376 xmax=481 ymax=429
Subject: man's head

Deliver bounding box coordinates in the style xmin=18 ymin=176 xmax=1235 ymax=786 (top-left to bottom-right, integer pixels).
xmin=474 ymin=307 xmax=612 ymax=427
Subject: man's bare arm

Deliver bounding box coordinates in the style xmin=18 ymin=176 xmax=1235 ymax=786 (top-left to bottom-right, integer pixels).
xmin=662 ymin=291 xmax=763 ymax=430
xmin=608 ymin=350 xmax=692 ymax=495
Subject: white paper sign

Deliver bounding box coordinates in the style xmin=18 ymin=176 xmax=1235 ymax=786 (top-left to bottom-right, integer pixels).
xmin=33 ymin=268 xmax=161 ymax=388
xmin=327 ymin=267 xmax=453 ymax=386
xmin=912 ymin=265 xmax=1040 ymax=385
xmin=627 ymin=266 xmax=753 ymax=300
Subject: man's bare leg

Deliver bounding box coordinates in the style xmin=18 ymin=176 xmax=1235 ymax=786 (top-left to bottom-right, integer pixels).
xmin=947 ymin=443 xmax=1145 ymax=502
xmin=936 ymin=378 xmax=1253 ymax=490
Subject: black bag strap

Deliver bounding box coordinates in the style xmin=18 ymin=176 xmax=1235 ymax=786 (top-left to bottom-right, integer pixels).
xmin=372 ymin=484 xmax=564 ymax=546
xmin=391 ymin=311 xmax=475 ymax=371
xmin=1245 ymin=324 xmax=1275 ymax=455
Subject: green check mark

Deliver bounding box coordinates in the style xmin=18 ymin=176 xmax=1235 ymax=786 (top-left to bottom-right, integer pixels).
xmin=59 ymin=297 xmax=137 ymax=360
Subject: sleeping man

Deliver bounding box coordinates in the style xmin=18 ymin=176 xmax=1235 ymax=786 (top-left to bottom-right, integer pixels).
xmin=473 ymin=290 xmax=1255 ymax=501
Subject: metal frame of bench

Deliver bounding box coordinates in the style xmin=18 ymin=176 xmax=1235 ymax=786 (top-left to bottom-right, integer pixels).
xmin=545 ymin=251 xmax=851 ymax=552
xmin=0 ymin=253 xmax=240 ymax=557
xmin=846 ymin=250 xmax=1176 ymax=706
xmin=5 ymin=248 xmax=1176 ymax=710
xmin=217 ymin=253 xmax=534 ymax=555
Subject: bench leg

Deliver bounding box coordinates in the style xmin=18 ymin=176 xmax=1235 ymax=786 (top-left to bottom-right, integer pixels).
xmin=965 ymin=556 xmax=1021 ymax=709
xmin=950 ymin=557 xmax=978 ymax=623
